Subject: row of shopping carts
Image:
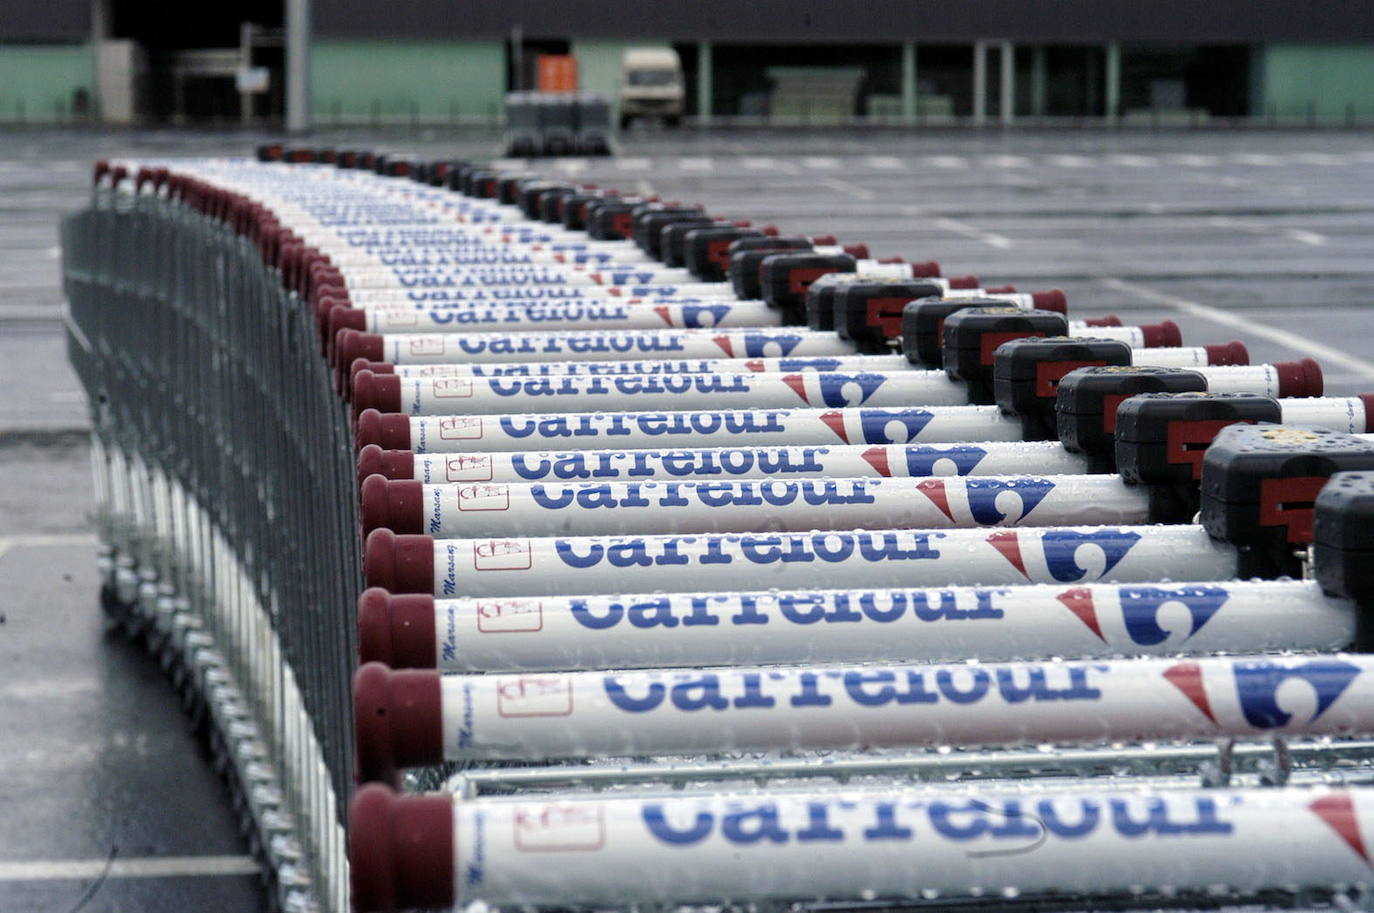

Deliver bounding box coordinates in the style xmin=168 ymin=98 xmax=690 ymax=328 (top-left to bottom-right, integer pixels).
xmin=63 ymin=145 xmax=1374 ymax=913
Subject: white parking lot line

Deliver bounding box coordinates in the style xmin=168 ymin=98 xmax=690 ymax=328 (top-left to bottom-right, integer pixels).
xmin=865 ymin=156 xmax=905 ymax=169
xmin=1101 ymin=277 xmax=1374 ymax=378
xmin=0 ymin=855 xmax=260 ymax=881
xmin=933 ymin=216 xmax=1013 ymax=249
xmin=0 ymin=533 xmax=98 ymax=563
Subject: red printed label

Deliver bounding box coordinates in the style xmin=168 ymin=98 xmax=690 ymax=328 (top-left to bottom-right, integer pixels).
xmin=498 ymin=677 xmax=574 ymax=718
xmin=445 ymin=454 xmax=493 ymax=482
xmin=431 ymin=378 xmax=474 ymax=398
xmin=864 ymin=297 xmax=915 ymax=338
xmin=1259 ymin=476 xmax=1328 ymax=544
xmin=514 ymin=805 xmax=605 ymax=851
xmin=1035 ymin=361 xmax=1108 ymax=398
xmin=1165 ymin=419 xmax=1250 ymax=480
xmin=438 ymin=416 xmax=484 ymax=440
xmin=979 ymin=331 xmax=1040 ymax=366
xmin=473 ymin=538 xmax=532 ymax=570
xmin=408 ymin=336 xmax=447 ymax=356
xmin=456 ymin=484 xmax=511 ymax=512
xmin=477 ymin=599 xmax=544 ymax=633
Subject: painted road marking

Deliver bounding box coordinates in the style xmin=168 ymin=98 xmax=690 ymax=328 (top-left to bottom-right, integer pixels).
xmin=1101 ymin=277 xmax=1374 ymax=378
xmin=1049 ymin=155 xmax=1093 ymax=168
xmin=818 ymin=176 xmax=876 ymax=201
xmin=983 ymin=155 xmax=1031 ymax=169
xmin=933 ymin=216 xmax=1013 ymax=250
xmin=1209 ymin=216 xmax=1327 ymax=247
xmin=865 ymin=156 xmax=904 ymax=169
xmin=1168 ymin=154 xmax=1221 ymax=168
xmin=0 ymin=855 xmax=260 ymax=881
xmin=1293 ymin=152 xmax=1345 ymax=166
xmin=1109 ymin=154 xmax=1159 ymax=167
xmin=0 ymin=533 xmax=98 ymax=563
xmin=1286 ymin=229 xmax=1328 ymax=246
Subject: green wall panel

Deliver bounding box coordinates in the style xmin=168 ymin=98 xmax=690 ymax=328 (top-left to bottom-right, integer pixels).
xmin=311 ymin=40 xmax=506 ymax=124
xmin=0 ymin=44 xmax=94 ymax=122
xmin=1258 ymin=44 xmax=1374 ymax=121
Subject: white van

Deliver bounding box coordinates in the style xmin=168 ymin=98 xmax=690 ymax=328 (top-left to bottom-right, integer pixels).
xmin=619 ymin=47 xmax=684 ymax=127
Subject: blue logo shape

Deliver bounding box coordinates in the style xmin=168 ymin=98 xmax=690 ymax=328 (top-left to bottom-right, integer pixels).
xmin=679 ymin=305 xmax=736 ymax=328
xmin=1040 ymin=529 xmax=1142 ymax=582
xmin=1119 ymin=586 xmax=1228 ymax=646
xmin=965 ymin=478 xmax=1056 ymax=524
xmin=814 ymin=373 xmax=889 ymax=407
xmin=1233 ymin=659 xmax=1361 ymax=729
xmin=740 ymin=334 xmax=804 ymax=357
xmin=857 ymin=409 xmax=936 ymax=444
xmin=901 ymin=445 xmax=991 ymax=477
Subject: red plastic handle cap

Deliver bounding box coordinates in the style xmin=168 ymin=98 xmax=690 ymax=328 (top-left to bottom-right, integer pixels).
xmin=1029 ymin=290 xmax=1069 ymax=314
xmin=310 ymin=282 xmax=348 ymax=314
xmin=1081 ymin=315 xmax=1122 ymax=327
xmin=812 ymin=234 xmax=837 ymax=246
xmin=353 ymin=663 xmax=445 ymax=784
xmin=354 ymin=409 xmax=413 ymax=451
xmin=948 ymin=275 xmax=981 ymax=290
xmin=352 ymin=371 xmax=404 ymax=423
xmin=1204 ymin=341 xmax=1250 ymax=366
xmin=336 ymin=330 xmax=386 ymax=371
xmin=336 ymin=331 xmax=387 ymax=393
xmin=1135 ymin=320 xmax=1183 ymax=349
xmin=357 ymin=444 xmax=385 ymax=486
xmin=907 ymin=260 xmax=941 ymax=278
xmin=360 ymin=475 xmax=425 ymax=536
xmin=357 ymin=444 xmax=416 ymax=487
xmin=350 ymin=783 xmax=455 ymax=913
xmin=842 ymin=243 xmax=870 ymax=259
xmin=329 ymin=307 xmax=370 ymax=365
xmin=353 ymin=357 xmax=394 ymax=378
xmin=363 ymin=528 xmax=436 ymax=594
xmin=348 ymin=357 xmax=393 ymax=400
xmin=358 ymin=588 xmax=440 ymax=669
xmin=1274 ymin=358 xmax=1324 ymax=398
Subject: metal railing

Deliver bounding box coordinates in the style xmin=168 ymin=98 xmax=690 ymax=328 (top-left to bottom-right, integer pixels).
xmin=63 ymin=171 xmax=360 ymax=913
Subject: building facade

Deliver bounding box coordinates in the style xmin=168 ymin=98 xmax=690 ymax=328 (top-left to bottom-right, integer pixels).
xmin=2 ymin=0 xmax=1372 ymax=126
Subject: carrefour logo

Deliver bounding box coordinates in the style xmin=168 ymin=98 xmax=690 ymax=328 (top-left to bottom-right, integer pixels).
xmin=1056 ymin=585 xmax=1228 ymax=645
xmin=1163 ymin=658 xmax=1361 ymax=729
xmin=654 ymin=304 xmax=735 ymax=328
xmin=821 ymin=409 xmax=936 ymax=445
xmin=986 ymin=529 xmax=1142 ymax=582
xmin=916 ymin=477 xmax=1055 ymax=525
xmin=712 ymin=334 xmax=804 ymax=358
xmin=782 ymin=373 xmax=888 ymax=407
xmin=858 ymin=445 xmax=991 ymax=477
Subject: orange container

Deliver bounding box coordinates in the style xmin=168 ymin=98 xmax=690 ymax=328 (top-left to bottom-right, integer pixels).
xmin=537 ymin=55 xmax=578 ymax=93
